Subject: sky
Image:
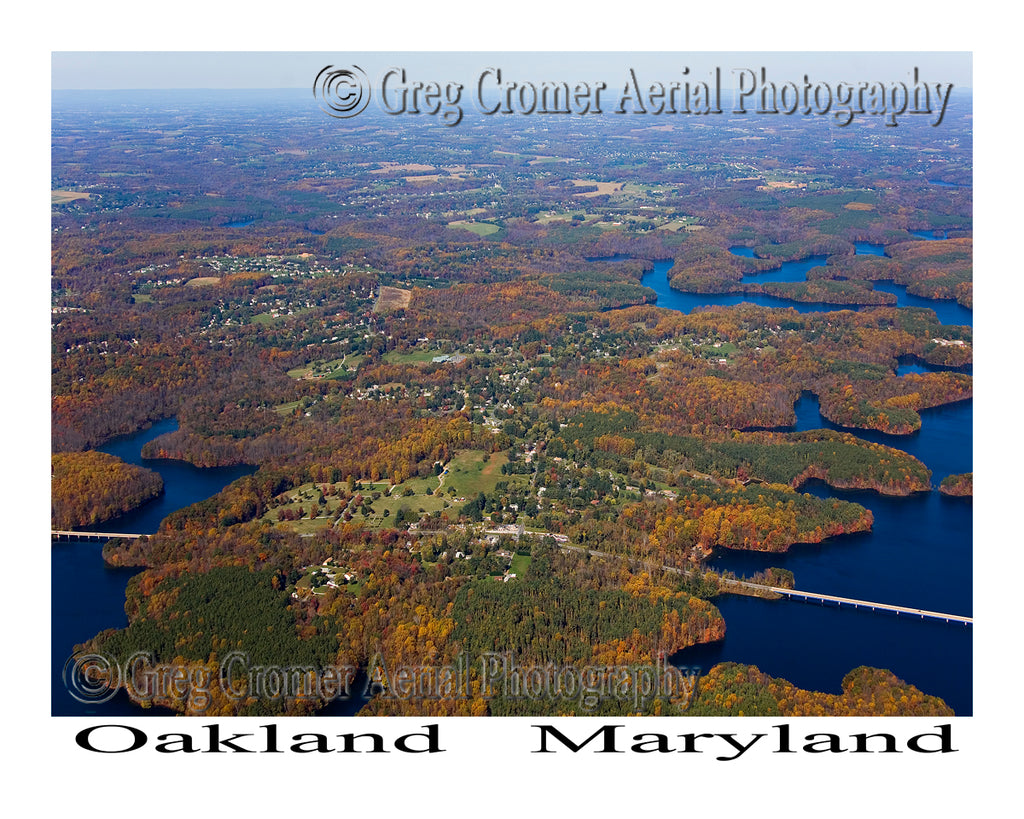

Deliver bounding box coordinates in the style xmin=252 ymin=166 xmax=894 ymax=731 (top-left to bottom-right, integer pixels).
xmin=51 ymin=51 xmax=972 ymax=90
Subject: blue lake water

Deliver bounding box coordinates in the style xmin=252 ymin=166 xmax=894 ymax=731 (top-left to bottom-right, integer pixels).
xmin=896 ymin=360 xmax=963 ymax=376
xmin=711 ymin=388 xmax=971 ymax=609
xmin=727 ymin=245 xmax=756 ymax=258
xmin=896 ymin=363 xmax=929 ymax=375
xmin=82 ymin=418 xmax=256 ymax=536
xmin=738 ymin=254 xmax=830 ymax=284
xmin=854 ymin=241 xmax=887 ymax=256
xmin=710 ymin=477 xmax=971 ymax=612
xmin=223 ymin=220 xmax=331 ymax=234
xmin=672 ymin=594 xmax=971 ymax=708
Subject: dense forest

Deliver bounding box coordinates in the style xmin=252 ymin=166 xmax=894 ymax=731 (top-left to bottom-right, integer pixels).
xmin=54 ymin=91 xmax=971 ymax=717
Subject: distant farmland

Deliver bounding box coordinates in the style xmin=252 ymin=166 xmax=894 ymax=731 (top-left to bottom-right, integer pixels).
xmin=448 ymin=220 xmax=500 ymax=236
xmin=375 ymin=285 xmax=413 ymax=312
xmin=52 ymin=190 xmax=91 ymax=204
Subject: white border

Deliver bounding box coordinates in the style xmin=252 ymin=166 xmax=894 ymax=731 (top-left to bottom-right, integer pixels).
xmin=14 ymin=1 xmax=1017 ymax=812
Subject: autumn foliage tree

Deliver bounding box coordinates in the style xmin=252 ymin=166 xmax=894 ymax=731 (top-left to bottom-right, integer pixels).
xmin=51 ymin=451 xmax=163 ymax=528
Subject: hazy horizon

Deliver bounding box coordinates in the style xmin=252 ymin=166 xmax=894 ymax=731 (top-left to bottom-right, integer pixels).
xmin=52 ymin=52 xmax=973 ymax=91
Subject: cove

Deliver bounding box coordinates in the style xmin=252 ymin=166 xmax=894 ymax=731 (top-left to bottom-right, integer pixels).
xmin=670 ymin=594 xmax=971 ymax=714
xmin=723 ymin=245 xmax=973 ymax=327
xmin=84 ymin=418 xmax=256 ymax=535
xmin=733 ymin=251 xmax=831 ymax=283
xmin=635 ymin=257 xmax=971 ymax=326
xmin=51 ymin=419 xmax=256 ymax=716
xmin=636 ymin=258 xmax=846 ymax=315
xmin=854 ymin=241 xmax=972 ymax=327
xmin=852 ymin=242 xmax=972 ymax=326
xmin=779 ymin=390 xmax=970 ymax=483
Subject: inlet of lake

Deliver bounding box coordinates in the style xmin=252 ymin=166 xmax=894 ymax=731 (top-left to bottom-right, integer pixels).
xmin=53 ymin=244 xmax=972 ymax=716
xmin=636 ymin=243 xmax=972 ymax=328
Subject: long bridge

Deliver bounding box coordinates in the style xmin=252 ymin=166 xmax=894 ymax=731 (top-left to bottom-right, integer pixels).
xmin=561 ymin=544 xmax=972 ymax=626
xmin=722 ymin=578 xmax=973 ymax=625
xmin=51 ymin=530 xmax=148 ymax=542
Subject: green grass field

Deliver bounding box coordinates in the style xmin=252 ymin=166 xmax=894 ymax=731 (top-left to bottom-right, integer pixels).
xmin=534 ymin=210 xmax=594 ymax=224
xmin=262 ymin=479 xmax=454 ymax=532
xmin=448 ymin=220 xmax=500 ymax=236
xmin=383 ymin=349 xmax=447 ymax=365
xmin=251 ymin=307 xmax=312 ymax=326
xmin=509 ymin=552 xmax=532 ymax=577
xmin=292 ymin=517 xmax=337 ymax=534
xmin=260 ymin=451 xmax=537 ymax=534
xmin=658 ymin=218 xmax=696 ymax=232
xmin=360 ymin=490 xmax=450 ymax=528
xmin=398 ymin=473 xmax=445 ymax=496
xmin=443 ymin=450 xmax=511 ymax=498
